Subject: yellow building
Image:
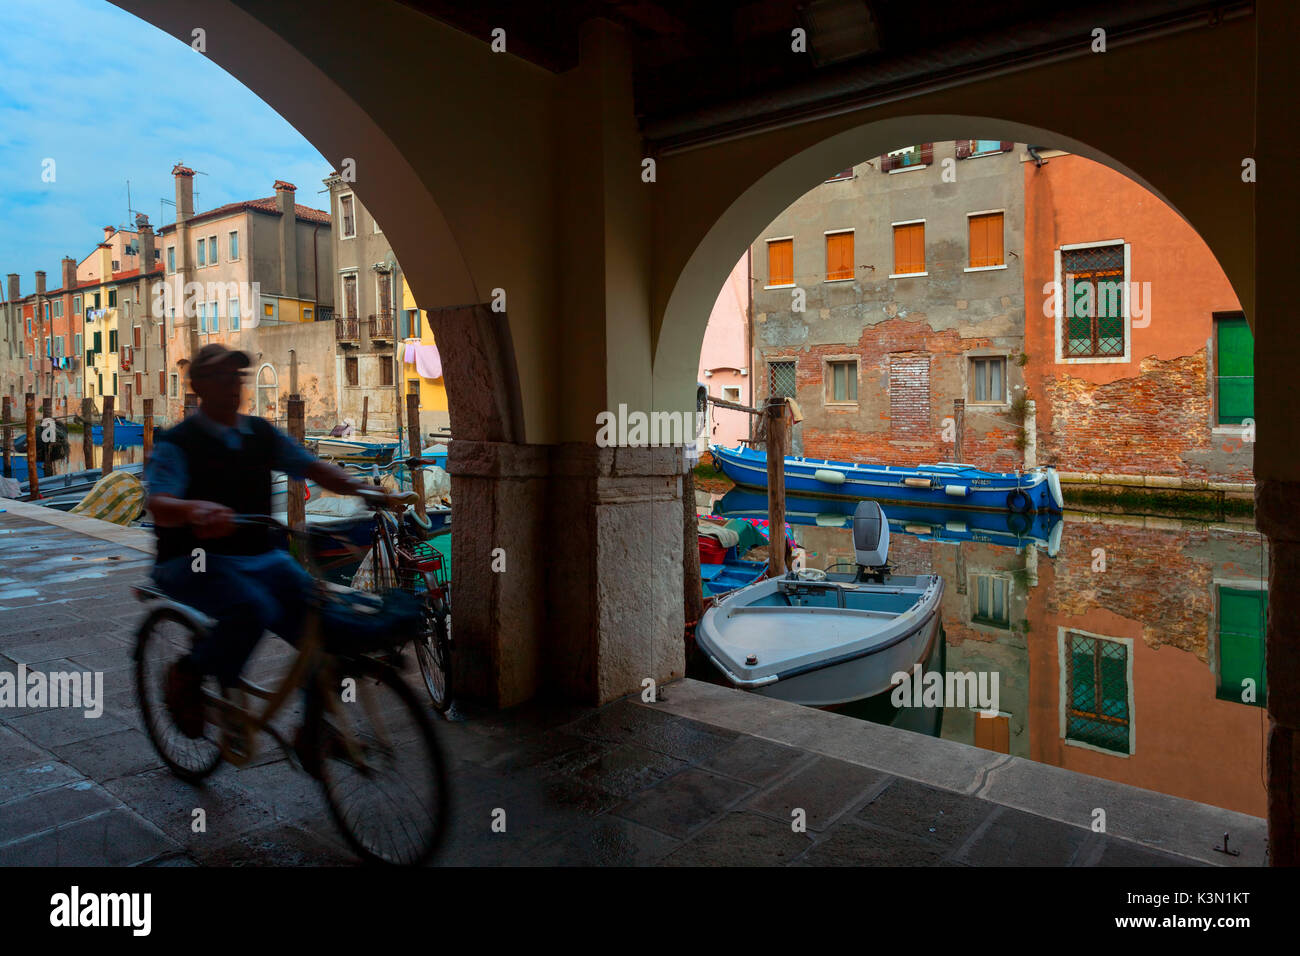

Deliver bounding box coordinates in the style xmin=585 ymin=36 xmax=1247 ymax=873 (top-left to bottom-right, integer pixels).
xmin=399 ymin=277 xmax=448 ymax=431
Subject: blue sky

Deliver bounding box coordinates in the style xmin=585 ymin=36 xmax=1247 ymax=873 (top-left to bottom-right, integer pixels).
xmin=0 ymin=0 xmax=331 ymax=290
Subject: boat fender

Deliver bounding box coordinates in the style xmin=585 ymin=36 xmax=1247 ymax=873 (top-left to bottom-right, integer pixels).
xmin=1006 ymin=489 xmax=1034 ymax=513
xmin=943 ymin=484 xmax=968 ymax=497
xmin=815 ymin=513 xmax=848 ymax=527
xmin=813 ymin=468 xmax=846 ymax=485
xmin=902 ymin=476 xmax=933 ymax=489
xmin=944 ymin=520 xmax=967 ymax=533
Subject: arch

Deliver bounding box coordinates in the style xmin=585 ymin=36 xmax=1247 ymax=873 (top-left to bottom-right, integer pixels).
xmin=653 ymin=114 xmax=1253 ymax=414
xmin=254 ymin=362 xmax=278 ymax=419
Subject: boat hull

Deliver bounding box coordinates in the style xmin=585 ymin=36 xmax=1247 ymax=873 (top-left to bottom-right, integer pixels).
xmin=711 ymin=444 xmax=1062 ymax=513
xmin=697 ymin=572 xmax=946 ymax=708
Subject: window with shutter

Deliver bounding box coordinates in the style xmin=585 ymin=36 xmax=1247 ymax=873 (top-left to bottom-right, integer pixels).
xmin=1216 ymin=585 xmax=1267 ymax=706
xmin=825 ymin=231 xmax=854 ymax=281
xmin=892 ymin=223 xmax=925 ymax=275
xmin=767 ymin=238 xmax=793 ymax=286
xmin=1061 ymin=244 xmax=1126 ymax=358
xmin=968 ymin=213 xmax=1005 ymax=268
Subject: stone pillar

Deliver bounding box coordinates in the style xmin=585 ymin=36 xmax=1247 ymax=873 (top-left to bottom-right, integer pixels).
xmin=447 ymin=439 xmax=685 ymax=708
xmin=1023 ymin=398 xmax=1037 ymax=470
xmin=1256 ymin=0 xmax=1300 ymax=866
xmin=1257 ymin=481 xmax=1300 ymax=866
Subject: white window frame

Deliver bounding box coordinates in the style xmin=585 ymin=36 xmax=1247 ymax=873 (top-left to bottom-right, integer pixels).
xmin=889 ymin=219 xmax=928 ymax=279
xmin=969 ymin=571 xmax=1013 ymax=630
xmin=341 ymin=271 xmax=359 ymax=316
xmin=207 ymin=235 xmax=218 ymax=265
xmin=823 ymin=354 xmax=860 ymax=406
xmin=967 ymin=352 xmax=1010 ymax=406
xmin=229 ymin=230 xmax=239 ymax=261
xmin=1053 ymin=239 xmax=1131 ymax=366
xmin=764 ymin=236 xmax=796 ymax=290
xmin=229 ymin=297 xmax=241 ymax=331
xmin=196 ymin=239 xmax=206 ymax=267
xmin=339 ymin=193 xmax=357 ymax=240
xmin=964 ymin=209 xmax=1010 ymax=272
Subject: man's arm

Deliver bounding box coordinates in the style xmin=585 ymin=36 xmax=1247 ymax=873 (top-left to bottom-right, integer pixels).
xmin=305 ymin=459 xmax=372 ymax=496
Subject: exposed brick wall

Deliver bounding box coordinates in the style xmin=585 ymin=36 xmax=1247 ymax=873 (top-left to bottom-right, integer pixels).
xmin=770 ymin=317 xmax=1023 ymax=469
xmin=1038 ymin=351 xmax=1253 ymax=481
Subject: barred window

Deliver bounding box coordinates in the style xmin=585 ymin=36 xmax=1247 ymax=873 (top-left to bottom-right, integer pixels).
xmin=1065 ymin=632 xmax=1130 ymax=754
xmin=768 ymin=360 xmax=796 ymax=399
xmin=1062 ymin=244 xmax=1125 ymax=358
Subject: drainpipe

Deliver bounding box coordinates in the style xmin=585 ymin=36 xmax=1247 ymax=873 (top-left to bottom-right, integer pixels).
xmin=746 ymin=246 xmax=754 ymax=444
xmin=1026 ymin=145 xmax=1048 ymax=168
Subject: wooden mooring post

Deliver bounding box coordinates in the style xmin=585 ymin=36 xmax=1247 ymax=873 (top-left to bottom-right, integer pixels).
xmin=142 ymin=398 xmax=154 ymax=463
xmin=405 ymin=393 xmax=426 ymax=519
xmin=2 ymin=395 xmax=11 ymax=479
xmin=360 ymin=395 xmax=369 ymax=436
xmin=81 ymin=398 xmax=95 ymax=471
xmin=765 ymin=398 xmax=789 ymax=577
xmin=286 ymin=396 xmax=306 ymax=534
xmin=683 ymin=454 xmax=704 ymax=627
xmin=24 ymin=393 xmax=38 ymax=497
xmin=101 ymin=396 xmax=116 ymax=476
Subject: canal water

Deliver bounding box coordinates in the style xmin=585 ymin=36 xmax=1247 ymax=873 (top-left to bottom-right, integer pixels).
xmin=707 ymin=488 xmax=1269 ymax=818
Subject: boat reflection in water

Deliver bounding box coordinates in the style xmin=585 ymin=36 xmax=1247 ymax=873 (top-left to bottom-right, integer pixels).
xmin=708 ymin=489 xmax=1269 ymax=819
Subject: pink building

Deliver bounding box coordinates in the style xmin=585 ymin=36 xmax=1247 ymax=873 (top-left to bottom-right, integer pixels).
xmin=697 ymin=253 xmax=751 ymax=448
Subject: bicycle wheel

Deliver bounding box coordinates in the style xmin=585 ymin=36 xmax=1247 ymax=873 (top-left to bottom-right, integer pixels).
xmin=134 ymin=607 xmax=223 ymax=783
xmin=412 ymin=599 xmax=452 ymax=712
xmin=309 ymin=658 xmax=448 ymax=865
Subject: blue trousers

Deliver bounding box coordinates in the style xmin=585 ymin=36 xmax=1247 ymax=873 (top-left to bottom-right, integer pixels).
xmin=152 ymin=549 xmax=313 ymax=686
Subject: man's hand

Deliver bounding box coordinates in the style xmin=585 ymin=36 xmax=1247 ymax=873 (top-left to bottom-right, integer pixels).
xmin=188 ymin=500 xmax=237 ymax=538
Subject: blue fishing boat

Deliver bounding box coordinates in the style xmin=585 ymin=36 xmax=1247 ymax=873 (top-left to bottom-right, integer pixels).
xmin=91 ymin=416 xmax=156 ymax=445
xmin=715 ymin=488 xmax=1063 ymax=556
xmin=697 ymin=500 xmax=944 ymax=708
xmin=710 ymin=444 xmax=1063 ymax=513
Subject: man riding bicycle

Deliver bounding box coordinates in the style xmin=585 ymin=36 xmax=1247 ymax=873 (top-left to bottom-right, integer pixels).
xmin=146 ymin=344 xmax=382 ymax=737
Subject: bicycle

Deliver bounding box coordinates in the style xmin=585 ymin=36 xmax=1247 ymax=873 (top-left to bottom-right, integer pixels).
xmin=347 ymin=459 xmax=454 ymax=713
xmin=133 ymin=490 xmax=449 ymax=866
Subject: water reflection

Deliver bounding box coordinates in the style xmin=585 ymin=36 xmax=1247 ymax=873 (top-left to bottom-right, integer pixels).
xmin=709 ymin=491 xmax=1269 ymax=818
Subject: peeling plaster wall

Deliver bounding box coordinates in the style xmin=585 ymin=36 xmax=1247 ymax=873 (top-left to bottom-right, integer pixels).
xmin=751 ymin=142 xmax=1026 ymax=467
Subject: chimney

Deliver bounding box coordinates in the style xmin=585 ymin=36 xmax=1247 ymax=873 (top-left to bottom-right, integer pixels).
xmin=61 ymin=257 xmax=76 ymax=293
xmin=6 ymin=274 xmax=17 ymax=303
xmin=136 ymin=214 xmax=155 ymax=273
xmin=172 ymin=164 xmax=195 ymax=223
xmin=98 ymin=244 xmax=113 ymax=284
xmin=103 ymin=226 xmax=114 ymax=242
xmin=35 ymin=271 xmax=46 ymax=296
xmin=274 ymin=180 xmax=300 ymax=299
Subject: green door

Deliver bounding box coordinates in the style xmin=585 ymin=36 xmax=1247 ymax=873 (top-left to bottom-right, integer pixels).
xmin=1216 ymin=315 xmax=1254 ymax=424
xmin=1218 ymin=586 xmax=1268 ymax=705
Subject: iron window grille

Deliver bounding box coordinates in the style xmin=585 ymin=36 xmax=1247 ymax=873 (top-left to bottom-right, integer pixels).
xmin=768 ymin=360 xmax=796 ymax=399
xmin=1062 ymin=245 xmax=1125 ymax=358
xmin=1065 ymin=632 xmax=1130 ymax=754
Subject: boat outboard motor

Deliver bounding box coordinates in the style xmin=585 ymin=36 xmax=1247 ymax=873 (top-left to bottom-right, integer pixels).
xmin=853 ymin=500 xmax=891 ymax=582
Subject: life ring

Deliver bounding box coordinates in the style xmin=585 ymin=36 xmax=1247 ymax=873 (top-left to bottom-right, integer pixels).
xmin=1006 ymin=489 xmax=1035 ymax=514
xmin=1006 ymin=510 xmax=1032 ymax=537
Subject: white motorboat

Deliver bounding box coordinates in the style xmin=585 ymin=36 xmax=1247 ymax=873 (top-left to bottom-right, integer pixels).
xmin=696 ymin=499 xmax=945 ymax=707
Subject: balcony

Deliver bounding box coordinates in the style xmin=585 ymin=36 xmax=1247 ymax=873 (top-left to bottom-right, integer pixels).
xmin=336 ymin=315 xmax=360 ymax=343
xmin=368 ymin=312 xmax=394 ymax=342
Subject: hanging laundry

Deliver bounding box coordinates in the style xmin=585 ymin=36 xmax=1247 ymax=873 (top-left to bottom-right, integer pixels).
xmin=402 ymin=342 xmax=442 ymax=380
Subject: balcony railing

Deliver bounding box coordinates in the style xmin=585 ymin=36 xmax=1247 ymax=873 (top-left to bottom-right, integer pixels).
xmin=336 ymin=316 xmax=360 ymax=340
xmin=368 ymin=312 xmax=394 ymax=340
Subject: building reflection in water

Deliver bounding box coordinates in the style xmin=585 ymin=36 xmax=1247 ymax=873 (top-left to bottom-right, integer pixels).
xmin=711 ymin=489 xmax=1268 ymax=818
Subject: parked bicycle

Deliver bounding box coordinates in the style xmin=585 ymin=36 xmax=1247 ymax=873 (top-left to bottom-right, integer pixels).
xmin=346 ymin=459 xmax=454 ymax=713
xmin=133 ymin=489 xmax=449 ymax=866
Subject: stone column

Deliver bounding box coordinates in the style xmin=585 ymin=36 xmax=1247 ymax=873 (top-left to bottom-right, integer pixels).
xmin=1256 ymin=481 xmax=1300 ymax=866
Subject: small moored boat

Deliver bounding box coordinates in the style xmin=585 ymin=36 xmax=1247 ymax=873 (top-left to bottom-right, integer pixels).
xmin=696 ymin=500 xmax=944 ymax=707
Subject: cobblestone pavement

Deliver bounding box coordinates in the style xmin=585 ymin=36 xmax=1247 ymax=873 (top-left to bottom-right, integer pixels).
xmin=0 ymin=507 xmax=1248 ymax=866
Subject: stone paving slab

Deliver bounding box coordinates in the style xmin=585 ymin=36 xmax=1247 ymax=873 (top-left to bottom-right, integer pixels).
xmin=0 ymin=505 xmax=1264 ymax=867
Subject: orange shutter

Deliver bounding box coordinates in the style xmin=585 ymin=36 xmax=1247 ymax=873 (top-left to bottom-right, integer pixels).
xmin=159 ymin=370 xmax=165 ymax=393
xmin=826 ymin=232 xmax=853 ymax=280
xmin=894 ymin=223 xmax=924 ymax=274
xmin=969 ymin=213 xmax=1003 ymax=268
xmin=768 ymin=239 xmax=793 ymax=285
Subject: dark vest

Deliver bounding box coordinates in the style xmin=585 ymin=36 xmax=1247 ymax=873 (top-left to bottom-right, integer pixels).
xmin=154 ymin=415 xmax=280 ymax=564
